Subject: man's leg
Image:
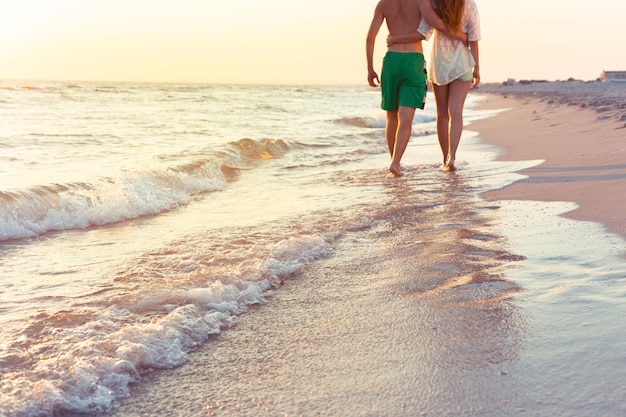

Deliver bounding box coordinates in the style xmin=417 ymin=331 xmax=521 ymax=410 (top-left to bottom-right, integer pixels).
xmin=388 ymin=105 xmax=416 ymax=177
xmin=386 ymin=110 xmax=399 ymax=158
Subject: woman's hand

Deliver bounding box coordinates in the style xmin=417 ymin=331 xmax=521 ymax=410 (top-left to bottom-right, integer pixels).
xmin=472 ymin=67 xmax=481 ymax=88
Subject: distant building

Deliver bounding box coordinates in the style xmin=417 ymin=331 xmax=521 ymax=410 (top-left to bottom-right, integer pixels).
xmin=601 ymin=71 xmax=626 ymax=82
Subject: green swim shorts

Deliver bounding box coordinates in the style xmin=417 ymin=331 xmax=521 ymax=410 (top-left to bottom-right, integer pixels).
xmin=381 ymin=52 xmax=427 ymax=111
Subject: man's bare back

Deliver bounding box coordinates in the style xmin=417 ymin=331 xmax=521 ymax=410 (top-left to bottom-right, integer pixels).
xmin=377 ymin=0 xmax=424 ymax=53
xmin=367 ymin=0 xmax=451 ymax=86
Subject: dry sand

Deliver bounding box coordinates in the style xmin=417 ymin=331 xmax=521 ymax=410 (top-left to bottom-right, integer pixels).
xmin=469 ymin=80 xmax=626 ymax=239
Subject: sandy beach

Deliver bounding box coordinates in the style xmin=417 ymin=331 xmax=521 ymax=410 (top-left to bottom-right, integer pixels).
xmin=471 ymin=80 xmax=626 ymax=239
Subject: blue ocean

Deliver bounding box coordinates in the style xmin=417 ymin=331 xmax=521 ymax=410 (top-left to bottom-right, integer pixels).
xmin=1 ymin=81 xmax=625 ymax=417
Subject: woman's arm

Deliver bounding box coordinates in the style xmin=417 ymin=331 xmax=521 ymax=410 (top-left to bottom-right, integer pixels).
xmin=469 ymin=41 xmax=480 ymax=87
xmin=387 ymin=31 xmax=426 ymax=47
xmin=388 ymin=28 xmax=466 ymax=46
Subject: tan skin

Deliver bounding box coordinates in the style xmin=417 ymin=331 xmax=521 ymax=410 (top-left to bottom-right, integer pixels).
xmin=366 ymin=0 xmax=466 ymax=177
xmin=435 ymin=43 xmax=479 ymax=172
xmin=388 ymin=20 xmax=479 ymax=172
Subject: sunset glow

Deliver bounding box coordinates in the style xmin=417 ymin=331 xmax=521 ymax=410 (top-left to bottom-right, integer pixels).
xmin=1 ymin=0 xmax=625 ymax=84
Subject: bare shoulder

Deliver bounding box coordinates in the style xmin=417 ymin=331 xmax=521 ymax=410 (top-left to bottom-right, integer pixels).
xmin=378 ymin=0 xmax=411 ymax=13
xmin=375 ymin=0 xmax=393 ymax=13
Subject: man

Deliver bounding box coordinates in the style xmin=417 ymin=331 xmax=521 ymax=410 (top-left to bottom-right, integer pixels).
xmin=366 ymin=0 xmax=465 ymax=177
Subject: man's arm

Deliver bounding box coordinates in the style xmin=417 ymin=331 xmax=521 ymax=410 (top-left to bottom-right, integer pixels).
xmin=366 ymin=3 xmax=385 ymax=87
xmin=416 ymin=0 xmax=467 ymax=43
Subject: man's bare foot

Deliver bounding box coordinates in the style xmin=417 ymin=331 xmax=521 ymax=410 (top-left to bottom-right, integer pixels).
xmin=443 ymin=159 xmax=456 ymax=172
xmin=388 ymin=165 xmax=404 ymax=177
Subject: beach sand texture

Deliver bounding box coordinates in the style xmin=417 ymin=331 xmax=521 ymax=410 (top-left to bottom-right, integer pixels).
xmin=106 ymin=82 xmax=626 ymax=417
xmin=473 ymin=80 xmax=626 ymax=239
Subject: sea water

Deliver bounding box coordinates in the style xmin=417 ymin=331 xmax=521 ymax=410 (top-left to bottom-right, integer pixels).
xmin=1 ymin=81 xmax=624 ymax=416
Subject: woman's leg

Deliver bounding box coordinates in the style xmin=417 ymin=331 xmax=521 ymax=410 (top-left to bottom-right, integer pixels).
xmin=432 ymin=83 xmax=450 ymax=167
xmin=445 ymin=80 xmax=472 ymax=171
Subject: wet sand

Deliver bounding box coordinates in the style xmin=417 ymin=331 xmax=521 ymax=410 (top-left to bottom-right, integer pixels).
xmin=470 ymin=80 xmax=626 ymax=239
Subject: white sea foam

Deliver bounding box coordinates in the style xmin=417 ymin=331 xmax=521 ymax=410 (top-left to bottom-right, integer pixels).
xmin=0 ymin=232 xmax=334 ymax=416
xmin=0 ymin=164 xmax=226 ymax=241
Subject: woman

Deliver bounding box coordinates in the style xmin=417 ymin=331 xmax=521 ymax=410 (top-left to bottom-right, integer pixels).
xmin=389 ymin=0 xmax=480 ymax=171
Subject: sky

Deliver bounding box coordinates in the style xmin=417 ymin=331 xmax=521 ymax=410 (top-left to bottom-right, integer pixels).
xmin=1 ymin=0 xmax=625 ymax=85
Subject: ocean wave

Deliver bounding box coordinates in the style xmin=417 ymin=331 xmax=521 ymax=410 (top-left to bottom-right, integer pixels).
xmin=413 ymin=128 xmax=436 ymax=137
xmin=414 ymin=113 xmax=437 ymax=124
xmin=336 ymin=116 xmax=384 ymax=129
xmin=336 ymin=113 xmax=435 ymax=129
xmin=227 ymin=138 xmax=290 ymax=162
xmin=0 ymin=138 xmax=290 ymax=242
xmin=0 ymin=169 xmax=224 ymax=242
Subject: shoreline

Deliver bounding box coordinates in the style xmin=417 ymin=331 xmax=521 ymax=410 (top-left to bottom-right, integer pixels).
xmin=468 ymin=80 xmax=626 ymax=240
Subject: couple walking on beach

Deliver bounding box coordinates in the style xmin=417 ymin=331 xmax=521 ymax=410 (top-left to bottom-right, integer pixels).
xmin=366 ymin=0 xmax=481 ymax=176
